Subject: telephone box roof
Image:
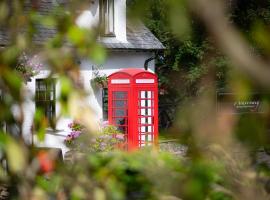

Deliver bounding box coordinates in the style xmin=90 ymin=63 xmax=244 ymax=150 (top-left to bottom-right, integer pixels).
xmin=109 ymin=68 xmax=155 ymax=77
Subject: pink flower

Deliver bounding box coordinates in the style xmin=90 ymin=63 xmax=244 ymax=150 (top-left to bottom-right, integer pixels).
xmin=115 ymin=134 xmax=125 ymax=140
xmin=68 ymin=131 xmax=81 ymax=139
xmin=64 ymin=135 xmax=73 ymax=143
xmin=68 ymin=123 xmax=73 ymax=128
xmin=101 ymin=121 xmax=109 ymax=127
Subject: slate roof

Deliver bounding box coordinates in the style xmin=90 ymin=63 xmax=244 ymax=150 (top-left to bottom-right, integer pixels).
xmin=0 ymin=26 xmax=58 ymax=46
xmin=99 ymin=21 xmax=165 ymax=50
xmin=0 ymin=1 xmax=164 ymax=51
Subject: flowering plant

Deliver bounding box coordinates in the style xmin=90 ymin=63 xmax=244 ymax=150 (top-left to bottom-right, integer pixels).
xmin=92 ymin=121 xmax=125 ymax=152
xmin=15 ymin=53 xmax=42 ymax=82
xmin=64 ymin=122 xmax=85 ymax=148
xmin=64 ymin=120 xmax=125 ymax=152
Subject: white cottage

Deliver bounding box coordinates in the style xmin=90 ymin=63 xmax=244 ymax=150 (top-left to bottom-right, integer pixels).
xmin=0 ymin=0 xmax=164 ymax=154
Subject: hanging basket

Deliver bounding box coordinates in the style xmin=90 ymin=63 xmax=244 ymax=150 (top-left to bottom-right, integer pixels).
xmin=96 ymin=80 xmax=107 ymax=88
xmin=92 ymin=78 xmax=108 ymax=89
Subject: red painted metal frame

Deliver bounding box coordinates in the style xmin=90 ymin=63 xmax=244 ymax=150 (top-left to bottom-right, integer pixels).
xmin=108 ymin=68 xmax=158 ymax=151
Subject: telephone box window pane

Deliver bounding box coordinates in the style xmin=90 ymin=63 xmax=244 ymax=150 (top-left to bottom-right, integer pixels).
xmin=113 ymin=91 xmax=127 ymax=99
xmin=115 ymin=118 xmax=126 ymax=126
xmin=141 ymin=135 xmax=145 ymax=141
xmin=118 ymin=126 xmax=126 ymax=133
xmin=140 ymin=91 xmax=146 ymax=98
xmin=114 ymin=109 xmax=127 ymax=117
xmin=147 ymin=91 xmax=152 ymax=98
xmin=140 ymin=117 xmax=146 ymax=124
xmin=141 ymin=100 xmax=146 ymax=107
xmin=148 ymin=135 xmax=152 ymax=141
xmin=113 ymin=100 xmax=127 ymax=107
xmin=141 ymin=126 xmax=145 ymax=133
xmin=141 ymin=109 xmax=145 ymax=116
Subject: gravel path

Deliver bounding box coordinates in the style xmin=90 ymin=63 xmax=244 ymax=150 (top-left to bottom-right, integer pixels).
xmin=159 ymin=140 xmax=187 ymax=157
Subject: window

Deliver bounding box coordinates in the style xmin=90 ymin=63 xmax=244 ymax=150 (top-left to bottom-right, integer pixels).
xmin=102 ymin=88 xmax=108 ymax=120
xmin=35 ymin=79 xmax=56 ymax=122
xmin=100 ymin=0 xmax=115 ymax=36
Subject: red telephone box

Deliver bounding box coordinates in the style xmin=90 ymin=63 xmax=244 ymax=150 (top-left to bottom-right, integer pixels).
xmin=108 ymin=68 xmax=158 ymax=150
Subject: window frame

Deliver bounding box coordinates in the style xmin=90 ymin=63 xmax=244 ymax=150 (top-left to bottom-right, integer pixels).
xmin=99 ymin=0 xmax=115 ymax=37
xmin=35 ymin=78 xmax=56 ymax=123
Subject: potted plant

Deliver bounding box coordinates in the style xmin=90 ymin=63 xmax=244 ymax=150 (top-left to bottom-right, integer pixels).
xmin=92 ymin=66 xmax=108 ymax=88
xmin=93 ymin=74 xmax=108 ymax=88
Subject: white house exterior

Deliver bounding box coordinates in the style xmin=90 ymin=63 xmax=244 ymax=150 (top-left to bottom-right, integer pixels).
xmin=0 ymin=0 xmax=164 ymax=155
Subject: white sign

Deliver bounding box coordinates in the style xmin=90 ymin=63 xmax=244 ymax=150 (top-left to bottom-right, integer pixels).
xmin=136 ymin=79 xmax=155 ymax=84
xmin=111 ymin=79 xmax=130 ymax=84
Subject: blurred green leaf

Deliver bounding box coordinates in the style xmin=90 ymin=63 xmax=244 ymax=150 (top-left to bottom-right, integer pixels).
xmin=67 ymin=26 xmax=93 ymax=46
xmin=169 ymin=0 xmax=191 ymax=41
xmin=252 ymin=22 xmax=270 ymax=53
xmin=71 ymin=185 xmax=86 ymax=200
xmin=94 ymin=187 xmax=106 ymax=200
xmin=37 ymin=175 xmax=62 ymax=193
xmin=89 ymin=43 xmax=107 ymax=64
xmin=34 ymin=108 xmax=47 ymax=141
xmin=0 ymin=2 xmax=8 ymax=23
xmin=0 ymin=134 xmax=27 ymax=173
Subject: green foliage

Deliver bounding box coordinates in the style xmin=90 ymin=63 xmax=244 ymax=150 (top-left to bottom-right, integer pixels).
xmin=129 ymin=0 xmax=230 ymax=130
xmin=1 ymin=0 xmax=270 ymax=199
xmin=19 ymin=150 xmax=234 ymax=200
xmin=100 ymin=125 xmax=121 ymax=135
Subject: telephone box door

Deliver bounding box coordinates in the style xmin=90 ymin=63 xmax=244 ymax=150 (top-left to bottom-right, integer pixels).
xmin=137 ymin=89 xmax=157 ymax=147
xmin=109 ymin=89 xmax=129 ymax=149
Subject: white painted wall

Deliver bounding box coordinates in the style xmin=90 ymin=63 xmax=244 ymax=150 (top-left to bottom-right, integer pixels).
xmin=22 ymin=51 xmax=155 ymax=155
